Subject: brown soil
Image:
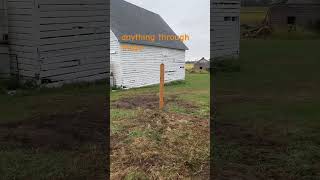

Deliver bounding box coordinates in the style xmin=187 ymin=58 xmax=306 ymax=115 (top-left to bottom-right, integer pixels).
xmin=0 ymin=101 xmax=107 ymax=150
xmin=112 ymin=94 xmax=198 ymax=110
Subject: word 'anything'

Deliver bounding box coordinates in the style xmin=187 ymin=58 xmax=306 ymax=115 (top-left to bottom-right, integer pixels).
xmin=121 ymin=34 xmax=190 ymax=42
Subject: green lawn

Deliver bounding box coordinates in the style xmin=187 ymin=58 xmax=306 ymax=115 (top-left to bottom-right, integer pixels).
xmin=214 ymin=40 xmax=320 ymax=179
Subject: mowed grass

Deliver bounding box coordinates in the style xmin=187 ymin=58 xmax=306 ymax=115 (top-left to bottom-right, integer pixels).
xmin=0 ymin=82 xmax=108 ymax=179
xmin=241 ymin=7 xmax=268 ymax=25
xmin=214 ymin=40 xmax=320 ymax=179
xmin=111 ymin=73 xmax=210 ymax=179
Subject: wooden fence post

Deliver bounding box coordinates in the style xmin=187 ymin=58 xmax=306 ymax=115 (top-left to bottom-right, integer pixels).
xmin=159 ymin=63 xmax=164 ymax=110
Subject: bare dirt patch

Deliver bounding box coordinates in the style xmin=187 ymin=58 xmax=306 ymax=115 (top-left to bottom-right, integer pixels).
xmin=112 ymin=94 xmax=198 ymax=110
xmin=0 ymin=100 xmax=107 ymax=150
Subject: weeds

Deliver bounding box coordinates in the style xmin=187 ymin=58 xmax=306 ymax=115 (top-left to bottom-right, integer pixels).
xmin=111 ymin=110 xmax=209 ymax=179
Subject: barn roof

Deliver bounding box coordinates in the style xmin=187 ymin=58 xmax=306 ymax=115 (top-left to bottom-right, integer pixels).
xmin=195 ymin=57 xmax=209 ymax=64
xmin=272 ymin=0 xmax=320 ymax=5
xmin=111 ymin=0 xmax=188 ymax=50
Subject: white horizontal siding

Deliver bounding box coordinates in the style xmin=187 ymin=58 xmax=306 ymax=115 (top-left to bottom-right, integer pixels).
xmin=212 ymin=0 xmax=240 ymax=59
xmin=119 ymin=43 xmax=185 ymax=89
xmin=0 ymin=44 xmax=10 ymax=77
xmin=7 ymin=0 xmax=38 ymax=78
xmin=5 ymin=0 xmax=108 ymax=84
xmin=0 ymin=0 xmax=7 ymax=37
xmin=110 ymin=30 xmax=122 ymax=86
xmin=37 ymin=0 xmax=108 ymax=83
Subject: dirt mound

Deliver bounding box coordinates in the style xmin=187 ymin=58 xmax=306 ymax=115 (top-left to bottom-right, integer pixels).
xmin=0 ymin=103 xmax=107 ymax=150
xmin=113 ymin=94 xmax=198 ymax=110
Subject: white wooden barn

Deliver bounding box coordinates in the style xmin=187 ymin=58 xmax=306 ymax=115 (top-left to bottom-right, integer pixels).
xmin=0 ymin=0 xmax=10 ymax=78
xmin=211 ymin=0 xmax=240 ymax=59
xmin=110 ymin=0 xmax=188 ymax=89
xmin=0 ymin=0 xmax=108 ymax=85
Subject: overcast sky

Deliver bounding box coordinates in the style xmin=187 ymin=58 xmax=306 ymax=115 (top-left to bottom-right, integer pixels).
xmin=125 ymin=0 xmax=210 ymax=61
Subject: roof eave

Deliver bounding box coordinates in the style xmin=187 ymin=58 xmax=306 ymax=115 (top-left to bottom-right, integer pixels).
xmin=119 ymin=41 xmax=188 ymax=51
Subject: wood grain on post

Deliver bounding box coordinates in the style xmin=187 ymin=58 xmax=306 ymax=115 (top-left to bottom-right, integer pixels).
xmin=159 ymin=63 xmax=165 ymax=110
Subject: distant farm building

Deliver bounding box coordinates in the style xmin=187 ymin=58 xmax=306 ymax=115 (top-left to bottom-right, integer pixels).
xmin=266 ymin=0 xmax=320 ymax=29
xmin=193 ymin=58 xmax=210 ymax=72
xmin=211 ymin=0 xmax=241 ymax=59
xmin=0 ymin=0 xmax=108 ymax=86
xmin=110 ymin=0 xmax=188 ymax=89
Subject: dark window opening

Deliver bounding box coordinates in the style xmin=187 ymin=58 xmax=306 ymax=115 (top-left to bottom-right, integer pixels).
xmin=224 ymin=17 xmax=231 ymax=21
xmin=224 ymin=16 xmax=238 ymax=22
xmin=3 ymin=34 xmax=8 ymax=41
xmin=287 ymin=16 xmax=296 ymax=25
xmin=200 ymin=67 xmax=203 ymax=70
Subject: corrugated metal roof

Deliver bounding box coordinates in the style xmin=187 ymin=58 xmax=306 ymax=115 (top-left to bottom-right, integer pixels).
xmin=110 ymin=0 xmax=188 ymax=50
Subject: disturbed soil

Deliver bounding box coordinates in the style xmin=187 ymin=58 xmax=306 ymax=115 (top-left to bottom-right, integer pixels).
xmin=111 ymin=110 xmax=210 ymax=179
xmin=0 ymin=100 xmax=107 ymax=151
xmin=112 ymin=93 xmax=198 ymax=110
xmin=111 ymin=94 xmax=210 ymax=179
xmin=0 ymin=93 xmax=109 ymax=179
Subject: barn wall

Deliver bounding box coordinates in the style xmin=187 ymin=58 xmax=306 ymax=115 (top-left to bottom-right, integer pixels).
xmin=6 ymin=0 xmax=108 ymax=85
xmin=0 ymin=0 xmax=7 ymax=37
xmin=269 ymin=5 xmax=320 ymax=28
xmin=37 ymin=0 xmax=108 ymax=84
xmin=0 ymin=0 xmax=9 ymax=78
xmin=212 ymin=0 xmax=240 ymax=59
xmin=194 ymin=61 xmax=210 ymax=71
xmin=0 ymin=43 xmax=10 ymax=77
xmin=119 ymin=43 xmax=185 ymax=88
xmin=110 ymin=30 xmax=122 ymax=86
xmin=7 ymin=0 xmax=38 ymax=78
